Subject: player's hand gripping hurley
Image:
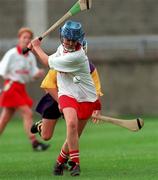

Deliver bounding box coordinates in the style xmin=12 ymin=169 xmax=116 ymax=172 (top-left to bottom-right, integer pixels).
xmin=23 ymin=0 xmax=92 ymax=54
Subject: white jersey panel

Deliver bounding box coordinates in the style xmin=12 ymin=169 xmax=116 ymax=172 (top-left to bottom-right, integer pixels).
xmin=0 ymin=47 xmax=39 ymax=84
xmin=48 ymin=45 xmax=97 ymax=102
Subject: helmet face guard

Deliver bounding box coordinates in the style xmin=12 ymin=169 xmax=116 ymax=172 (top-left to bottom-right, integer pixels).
xmin=60 ymin=20 xmax=85 ymax=44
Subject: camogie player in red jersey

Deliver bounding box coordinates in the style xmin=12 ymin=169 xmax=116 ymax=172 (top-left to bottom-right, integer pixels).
xmin=0 ymin=27 xmax=49 ymax=151
xmin=30 ymin=20 xmax=102 ymax=176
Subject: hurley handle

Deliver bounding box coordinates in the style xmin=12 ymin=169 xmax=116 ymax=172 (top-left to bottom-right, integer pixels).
xmin=22 ymin=37 xmax=43 ymax=54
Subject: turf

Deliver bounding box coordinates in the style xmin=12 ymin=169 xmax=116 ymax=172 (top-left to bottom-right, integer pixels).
xmin=0 ymin=116 xmax=158 ymax=180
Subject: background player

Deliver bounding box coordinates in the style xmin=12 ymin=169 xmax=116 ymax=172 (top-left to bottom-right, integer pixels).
xmin=0 ymin=27 xmax=49 ymax=151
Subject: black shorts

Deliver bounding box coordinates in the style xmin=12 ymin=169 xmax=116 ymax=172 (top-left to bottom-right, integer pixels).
xmin=36 ymin=93 xmax=61 ymax=119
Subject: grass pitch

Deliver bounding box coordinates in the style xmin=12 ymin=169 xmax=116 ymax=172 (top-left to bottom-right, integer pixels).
xmin=0 ymin=116 xmax=158 ymax=180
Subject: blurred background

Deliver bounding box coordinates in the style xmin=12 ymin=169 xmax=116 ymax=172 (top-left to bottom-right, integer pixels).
xmin=1 ymin=0 xmax=158 ymax=116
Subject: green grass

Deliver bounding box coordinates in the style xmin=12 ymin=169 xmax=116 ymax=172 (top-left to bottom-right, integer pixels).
xmin=0 ymin=117 xmax=158 ymax=180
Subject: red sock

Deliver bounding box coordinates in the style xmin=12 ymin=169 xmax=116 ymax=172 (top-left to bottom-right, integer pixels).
xmin=30 ymin=135 xmax=38 ymax=145
xmin=69 ymin=150 xmax=80 ymax=164
xmin=57 ymin=149 xmax=69 ymax=164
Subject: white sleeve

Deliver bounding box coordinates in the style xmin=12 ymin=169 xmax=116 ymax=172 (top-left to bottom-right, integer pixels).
xmin=0 ymin=51 xmax=11 ymax=77
xmin=30 ymin=54 xmax=39 ymax=77
xmin=48 ymin=51 xmax=85 ymax=73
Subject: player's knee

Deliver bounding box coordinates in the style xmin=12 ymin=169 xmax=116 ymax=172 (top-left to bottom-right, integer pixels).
xmin=42 ymin=136 xmax=50 ymax=141
xmin=41 ymin=135 xmax=51 ymax=141
xmin=25 ymin=112 xmax=33 ymax=121
xmin=67 ymin=120 xmax=77 ymax=132
xmin=28 ymin=110 xmax=33 ymax=118
xmin=21 ymin=108 xmax=33 ymax=119
xmin=41 ymin=133 xmax=52 ymax=141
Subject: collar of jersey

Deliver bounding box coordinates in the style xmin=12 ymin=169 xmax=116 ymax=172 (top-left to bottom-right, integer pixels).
xmin=63 ymin=43 xmax=81 ymax=53
xmin=16 ymin=45 xmax=28 ymax=56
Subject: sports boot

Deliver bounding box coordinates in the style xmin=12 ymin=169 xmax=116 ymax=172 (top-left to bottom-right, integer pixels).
xmin=53 ymin=162 xmax=65 ymax=176
xmin=68 ymin=161 xmax=80 ymax=176
xmin=32 ymin=141 xmax=50 ymax=151
xmin=31 ymin=120 xmax=42 ymax=134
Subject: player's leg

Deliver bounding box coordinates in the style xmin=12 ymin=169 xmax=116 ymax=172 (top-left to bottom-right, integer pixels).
xmin=54 ymin=119 xmax=88 ymax=171
xmin=68 ymin=119 xmax=88 ymax=175
xmin=78 ymin=119 xmax=89 ymax=137
xmin=31 ymin=93 xmax=60 ymax=140
xmin=53 ymin=100 xmax=96 ymax=176
xmin=59 ymin=119 xmax=88 ymax=153
xmin=18 ymin=105 xmax=49 ymax=151
xmin=31 ymin=118 xmax=57 ymax=140
xmin=38 ymin=118 xmax=57 ymax=141
xmin=18 ymin=105 xmax=33 ymax=137
xmin=64 ymin=107 xmax=79 ymax=150
xmin=54 ymin=107 xmax=81 ymax=176
xmin=0 ymin=107 xmax=16 ymax=135
xmin=31 ymin=104 xmax=60 ymax=141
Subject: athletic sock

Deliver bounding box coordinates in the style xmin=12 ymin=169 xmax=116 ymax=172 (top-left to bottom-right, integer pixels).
xmin=30 ymin=135 xmax=39 ymax=145
xmin=57 ymin=149 xmax=69 ymax=164
xmin=69 ymin=150 xmax=80 ymax=164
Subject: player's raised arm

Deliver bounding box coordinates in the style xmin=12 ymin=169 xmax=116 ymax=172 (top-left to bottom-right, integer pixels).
xmin=31 ymin=38 xmax=49 ymax=66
